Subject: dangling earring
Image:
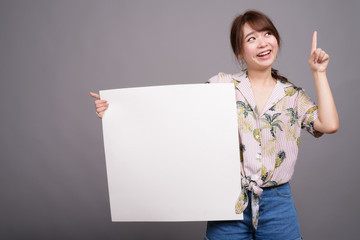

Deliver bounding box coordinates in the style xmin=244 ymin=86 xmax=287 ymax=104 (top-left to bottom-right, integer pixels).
xmin=239 ymin=58 xmax=247 ymax=71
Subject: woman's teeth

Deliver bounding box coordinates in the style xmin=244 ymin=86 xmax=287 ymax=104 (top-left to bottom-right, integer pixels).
xmin=257 ymin=50 xmax=271 ymax=57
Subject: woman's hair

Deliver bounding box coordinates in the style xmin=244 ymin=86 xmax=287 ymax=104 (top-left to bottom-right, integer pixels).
xmin=230 ymin=10 xmax=288 ymax=82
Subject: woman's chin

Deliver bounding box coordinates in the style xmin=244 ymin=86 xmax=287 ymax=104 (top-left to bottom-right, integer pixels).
xmin=247 ymin=63 xmax=273 ymax=72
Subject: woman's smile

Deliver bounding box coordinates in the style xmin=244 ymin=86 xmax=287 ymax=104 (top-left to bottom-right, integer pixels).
xmin=240 ymin=23 xmax=278 ymax=70
xmin=257 ymin=50 xmax=272 ymax=59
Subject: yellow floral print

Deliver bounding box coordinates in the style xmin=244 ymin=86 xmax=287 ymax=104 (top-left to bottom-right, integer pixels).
xmin=253 ymin=129 xmax=261 ymax=143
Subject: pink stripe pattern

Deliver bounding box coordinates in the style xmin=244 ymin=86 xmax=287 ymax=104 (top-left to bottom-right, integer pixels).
xmin=208 ymin=71 xmax=323 ymax=229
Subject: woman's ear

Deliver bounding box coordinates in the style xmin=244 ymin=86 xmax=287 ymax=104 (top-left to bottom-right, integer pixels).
xmin=237 ymin=54 xmax=242 ymax=60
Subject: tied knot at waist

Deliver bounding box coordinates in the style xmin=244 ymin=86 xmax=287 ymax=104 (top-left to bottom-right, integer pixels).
xmin=241 ymin=178 xmax=263 ymax=197
xmin=239 ymin=177 xmax=265 ymax=230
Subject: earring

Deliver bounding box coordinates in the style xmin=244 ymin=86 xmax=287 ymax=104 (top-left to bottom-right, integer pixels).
xmin=239 ymin=58 xmax=246 ymax=71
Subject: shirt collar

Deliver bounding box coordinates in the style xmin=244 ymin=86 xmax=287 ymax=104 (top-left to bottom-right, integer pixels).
xmin=231 ymin=71 xmax=294 ymax=116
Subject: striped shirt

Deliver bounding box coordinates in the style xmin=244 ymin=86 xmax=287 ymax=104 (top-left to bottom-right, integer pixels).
xmin=208 ymin=71 xmax=323 ymax=229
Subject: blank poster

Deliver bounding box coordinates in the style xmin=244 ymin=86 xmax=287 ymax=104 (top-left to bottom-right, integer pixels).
xmin=100 ymin=83 xmax=242 ymax=221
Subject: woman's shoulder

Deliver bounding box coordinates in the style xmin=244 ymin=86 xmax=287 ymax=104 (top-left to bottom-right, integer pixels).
xmin=278 ymin=80 xmax=305 ymax=96
xmin=207 ymin=71 xmax=247 ymax=84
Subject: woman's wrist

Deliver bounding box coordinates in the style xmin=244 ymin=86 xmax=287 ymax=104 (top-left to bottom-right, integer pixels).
xmin=312 ymin=70 xmax=327 ymax=81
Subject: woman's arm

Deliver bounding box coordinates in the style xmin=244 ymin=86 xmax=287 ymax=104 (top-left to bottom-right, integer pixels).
xmin=308 ymin=31 xmax=339 ymax=134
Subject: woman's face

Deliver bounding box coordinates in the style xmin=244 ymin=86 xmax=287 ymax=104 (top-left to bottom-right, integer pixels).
xmin=239 ymin=22 xmax=278 ymax=71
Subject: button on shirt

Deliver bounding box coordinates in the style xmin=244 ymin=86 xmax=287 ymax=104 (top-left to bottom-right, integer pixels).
xmin=208 ymin=71 xmax=323 ymax=229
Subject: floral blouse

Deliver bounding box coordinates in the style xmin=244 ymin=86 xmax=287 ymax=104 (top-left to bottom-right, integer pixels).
xmin=207 ymin=71 xmax=323 ymax=229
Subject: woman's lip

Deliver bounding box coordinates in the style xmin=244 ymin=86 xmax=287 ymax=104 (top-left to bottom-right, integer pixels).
xmin=257 ymin=50 xmax=271 ymax=57
xmin=257 ymin=50 xmax=272 ymax=59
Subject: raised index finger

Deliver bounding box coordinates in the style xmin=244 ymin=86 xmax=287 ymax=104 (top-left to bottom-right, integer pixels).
xmin=311 ymin=31 xmax=317 ymax=53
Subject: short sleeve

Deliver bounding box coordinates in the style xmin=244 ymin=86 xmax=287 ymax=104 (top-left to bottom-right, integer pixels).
xmin=206 ymin=74 xmax=220 ymax=84
xmin=206 ymin=72 xmax=232 ymax=84
xmin=297 ymin=89 xmax=324 ymax=138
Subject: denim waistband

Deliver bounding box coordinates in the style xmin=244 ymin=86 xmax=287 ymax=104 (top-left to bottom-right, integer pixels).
xmin=238 ymin=179 xmax=290 ymax=230
xmin=262 ymin=182 xmax=289 ymax=190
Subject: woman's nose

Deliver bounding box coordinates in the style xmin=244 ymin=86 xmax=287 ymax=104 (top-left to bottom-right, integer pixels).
xmin=258 ymin=37 xmax=267 ymax=47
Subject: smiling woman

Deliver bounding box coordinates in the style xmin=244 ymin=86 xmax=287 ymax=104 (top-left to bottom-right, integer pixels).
xmin=230 ymin=10 xmax=287 ymax=83
xmin=241 ymin=24 xmax=278 ymax=71
xmin=90 ymin=9 xmax=339 ymax=240
xmin=203 ymin=10 xmax=339 ymax=240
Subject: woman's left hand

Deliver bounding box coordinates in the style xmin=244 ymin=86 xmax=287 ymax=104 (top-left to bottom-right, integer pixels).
xmin=308 ymin=31 xmax=329 ymax=73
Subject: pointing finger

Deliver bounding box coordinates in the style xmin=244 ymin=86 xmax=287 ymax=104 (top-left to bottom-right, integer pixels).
xmin=311 ymin=31 xmax=317 ymax=53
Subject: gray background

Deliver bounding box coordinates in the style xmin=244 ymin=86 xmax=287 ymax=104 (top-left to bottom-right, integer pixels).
xmin=1 ymin=0 xmax=359 ymax=239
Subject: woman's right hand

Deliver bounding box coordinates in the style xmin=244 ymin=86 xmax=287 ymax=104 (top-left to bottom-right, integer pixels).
xmin=89 ymin=92 xmax=108 ymax=119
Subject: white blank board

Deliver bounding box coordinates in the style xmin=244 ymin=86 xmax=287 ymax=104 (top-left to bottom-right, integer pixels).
xmin=100 ymin=83 xmax=242 ymax=221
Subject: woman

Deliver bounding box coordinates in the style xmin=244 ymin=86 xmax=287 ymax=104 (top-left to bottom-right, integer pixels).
xmin=90 ymin=10 xmax=338 ymax=240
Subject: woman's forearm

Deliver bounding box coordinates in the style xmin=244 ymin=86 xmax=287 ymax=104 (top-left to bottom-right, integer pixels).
xmin=313 ymin=71 xmax=339 ymax=133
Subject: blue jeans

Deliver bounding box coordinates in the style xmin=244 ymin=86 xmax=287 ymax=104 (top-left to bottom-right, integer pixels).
xmin=205 ymin=183 xmax=302 ymax=240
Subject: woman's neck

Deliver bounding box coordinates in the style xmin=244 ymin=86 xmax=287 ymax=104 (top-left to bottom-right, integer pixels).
xmin=247 ymin=67 xmax=276 ymax=86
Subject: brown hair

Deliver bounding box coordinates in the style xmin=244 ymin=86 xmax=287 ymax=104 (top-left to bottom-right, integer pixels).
xmin=230 ymin=10 xmax=288 ymax=82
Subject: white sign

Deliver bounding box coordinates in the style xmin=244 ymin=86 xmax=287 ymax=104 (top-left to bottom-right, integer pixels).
xmin=100 ymin=83 xmax=242 ymax=221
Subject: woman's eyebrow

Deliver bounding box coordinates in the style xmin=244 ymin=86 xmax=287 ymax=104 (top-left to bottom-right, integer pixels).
xmin=244 ymin=31 xmax=255 ymax=39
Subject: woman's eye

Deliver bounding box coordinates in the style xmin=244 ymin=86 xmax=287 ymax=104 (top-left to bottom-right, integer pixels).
xmin=247 ymin=37 xmax=255 ymax=42
xmin=265 ymin=32 xmax=271 ymax=36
